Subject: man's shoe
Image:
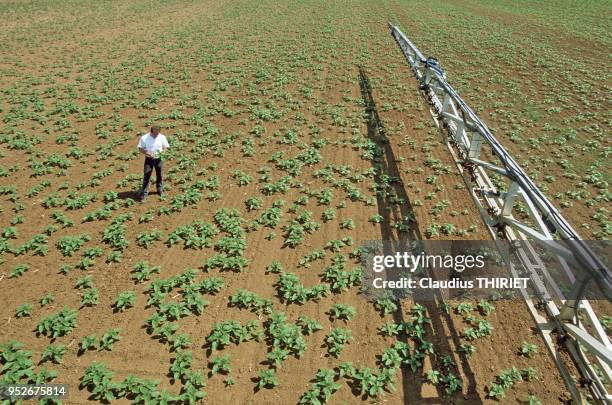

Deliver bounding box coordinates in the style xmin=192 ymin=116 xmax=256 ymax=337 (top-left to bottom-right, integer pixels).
xmin=139 ymin=195 xmax=147 ymax=203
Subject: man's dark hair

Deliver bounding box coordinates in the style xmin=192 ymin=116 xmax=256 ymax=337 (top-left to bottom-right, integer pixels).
xmin=150 ymin=125 xmax=160 ymax=132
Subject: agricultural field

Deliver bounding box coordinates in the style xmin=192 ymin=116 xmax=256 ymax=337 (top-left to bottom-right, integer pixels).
xmin=0 ymin=0 xmax=609 ymax=404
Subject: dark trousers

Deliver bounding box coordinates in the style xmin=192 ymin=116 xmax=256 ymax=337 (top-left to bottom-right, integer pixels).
xmin=141 ymin=157 xmax=163 ymax=196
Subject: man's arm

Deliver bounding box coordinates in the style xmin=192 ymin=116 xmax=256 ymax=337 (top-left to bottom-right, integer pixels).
xmin=139 ymin=147 xmax=155 ymax=158
xmin=137 ymin=136 xmax=155 ymax=158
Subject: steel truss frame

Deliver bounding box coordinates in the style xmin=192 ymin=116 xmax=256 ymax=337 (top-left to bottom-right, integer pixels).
xmin=388 ymin=22 xmax=612 ymax=403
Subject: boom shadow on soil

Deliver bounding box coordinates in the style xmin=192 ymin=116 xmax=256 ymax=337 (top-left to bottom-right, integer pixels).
xmin=357 ymin=66 xmax=483 ymax=404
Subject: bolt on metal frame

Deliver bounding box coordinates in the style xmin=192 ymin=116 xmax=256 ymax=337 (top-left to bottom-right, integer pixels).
xmin=388 ymin=22 xmax=612 ymax=403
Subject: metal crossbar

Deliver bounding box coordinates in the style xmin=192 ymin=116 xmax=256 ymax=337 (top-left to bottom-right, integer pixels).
xmin=388 ymin=22 xmax=612 ymax=403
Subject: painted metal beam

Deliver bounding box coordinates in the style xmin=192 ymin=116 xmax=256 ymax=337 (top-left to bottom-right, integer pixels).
xmin=388 ymin=22 xmax=612 ymax=403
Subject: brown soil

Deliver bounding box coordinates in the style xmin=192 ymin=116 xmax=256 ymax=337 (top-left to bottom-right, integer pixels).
xmin=0 ymin=1 xmax=607 ymax=404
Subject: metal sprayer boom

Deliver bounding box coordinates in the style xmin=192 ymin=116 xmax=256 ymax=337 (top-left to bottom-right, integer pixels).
xmin=388 ymin=22 xmax=612 ymax=403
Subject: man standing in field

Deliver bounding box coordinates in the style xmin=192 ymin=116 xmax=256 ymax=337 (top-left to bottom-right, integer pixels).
xmin=137 ymin=125 xmax=169 ymax=202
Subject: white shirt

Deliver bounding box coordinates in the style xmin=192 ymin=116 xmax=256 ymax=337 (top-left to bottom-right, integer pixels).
xmin=138 ymin=133 xmax=169 ymax=156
